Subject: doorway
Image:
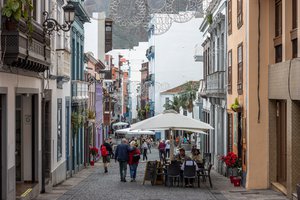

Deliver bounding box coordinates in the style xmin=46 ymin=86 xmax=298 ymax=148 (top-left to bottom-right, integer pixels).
xmin=276 ymin=100 xmax=287 ymax=186
xmin=15 ymin=94 xmax=39 ymax=197
xmin=0 ymin=94 xmax=5 ymax=198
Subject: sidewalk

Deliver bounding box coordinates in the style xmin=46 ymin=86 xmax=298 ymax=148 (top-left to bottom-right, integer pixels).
xmin=34 ymin=163 xmax=100 ymax=200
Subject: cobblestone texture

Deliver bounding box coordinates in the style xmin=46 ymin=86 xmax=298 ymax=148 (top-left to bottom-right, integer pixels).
xmin=35 ymin=148 xmax=288 ymax=200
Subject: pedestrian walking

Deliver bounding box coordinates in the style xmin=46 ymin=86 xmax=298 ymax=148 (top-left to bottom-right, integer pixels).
xmin=142 ymin=140 xmax=148 ymax=161
xmin=146 ymin=138 xmax=151 ymax=154
xmin=115 ymin=138 xmax=131 ymax=182
xmin=103 ymin=139 xmax=113 ymax=159
xmin=165 ymin=140 xmax=170 ymax=158
xmin=158 ymin=139 xmax=166 ymax=162
xmin=128 ymin=141 xmax=141 ymax=182
xmin=100 ymin=144 xmax=109 ymax=173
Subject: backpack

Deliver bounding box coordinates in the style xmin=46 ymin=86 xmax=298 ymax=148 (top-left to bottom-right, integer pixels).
xmin=101 ymin=145 xmax=108 ymax=156
xmin=132 ymin=150 xmax=140 ymax=163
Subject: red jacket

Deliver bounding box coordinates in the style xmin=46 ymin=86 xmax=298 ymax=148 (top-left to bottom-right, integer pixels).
xmin=128 ymin=148 xmax=141 ymax=165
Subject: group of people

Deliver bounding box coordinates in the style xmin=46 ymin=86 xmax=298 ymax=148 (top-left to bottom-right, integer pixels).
xmin=114 ymin=138 xmax=141 ymax=182
xmin=173 ymin=145 xmax=203 ymax=187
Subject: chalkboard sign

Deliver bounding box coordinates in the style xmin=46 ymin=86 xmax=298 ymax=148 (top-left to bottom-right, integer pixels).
xmin=143 ymin=161 xmax=157 ymax=185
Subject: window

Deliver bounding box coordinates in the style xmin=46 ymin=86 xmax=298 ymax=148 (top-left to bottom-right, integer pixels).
xmin=228 ymin=0 xmax=232 ymax=35
xmin=275 ymin=44 xmax=282 ymax=63
xmin=228 ymin=113 xmax=233 ymax=152
xmin=228 ymin=50 xmax=232 ymax=94
xmin=32 ymin=0 xmax=37 ymax=21
xmin=237 ymin=43 xmax=243 ymax=95
xmin=292 ymin=39 xmax=298 ymax=58
xmin=165 ymin=97 xmax=170 ymax=105
xmin=292 ymin=0 xmax=298 ymax=29
xmin=57 ymin=98 xmax=62 ymax=161
xmin=275 ymin=0 xmax=282 ymax=37
xmin=237 ymin=0 xmax=243 ymax=28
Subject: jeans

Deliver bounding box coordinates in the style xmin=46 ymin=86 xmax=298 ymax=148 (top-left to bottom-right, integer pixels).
xmin=159 ymin=150 xmax=165 ymax=161
xmin=165 ymin=149 xmax=170 ymax=158
xmin=143 ymin=149 xmax=148 ymax=161
xmin=129 ymin=164 xmax=138 ymax=179
xmin=119 ymin=161 xmax=127 ymax=180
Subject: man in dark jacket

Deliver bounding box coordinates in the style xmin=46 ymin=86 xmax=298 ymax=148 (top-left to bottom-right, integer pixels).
xmin=115 ymin=138 xmax=131 ymax=182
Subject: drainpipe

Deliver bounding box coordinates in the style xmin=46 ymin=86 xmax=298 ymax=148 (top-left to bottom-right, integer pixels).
xmin=41 ymin=86 xmax=46 ymax=193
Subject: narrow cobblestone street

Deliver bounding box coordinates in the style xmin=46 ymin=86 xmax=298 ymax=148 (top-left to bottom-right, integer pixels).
xmin=35 ymin=149 xmax=288 ymax=200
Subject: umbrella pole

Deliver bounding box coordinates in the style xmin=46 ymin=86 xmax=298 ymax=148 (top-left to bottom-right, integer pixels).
xmin=170 ymin=129 xmax=174 ymax=160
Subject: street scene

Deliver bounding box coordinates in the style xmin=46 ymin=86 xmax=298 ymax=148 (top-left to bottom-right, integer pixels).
xmin=0 ymin=0 xmax=300 ymax=200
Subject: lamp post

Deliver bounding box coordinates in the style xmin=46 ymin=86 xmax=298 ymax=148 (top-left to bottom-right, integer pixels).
xmin=43 ymin=1 xmax=75 ymax=35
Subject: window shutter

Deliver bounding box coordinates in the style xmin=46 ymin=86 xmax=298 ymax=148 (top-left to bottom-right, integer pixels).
xmin=228 ymin=0 xmax=232 ymax=35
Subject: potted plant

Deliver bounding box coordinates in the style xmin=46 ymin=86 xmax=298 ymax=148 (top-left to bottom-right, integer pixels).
xmin=89 ymin=146 xmax=98 ymax=166
xmin=221 ymin=152 xmax=241 ymax=183
xmin=2 ymin=0 xmax=33 ymax=32
xmin=231 ymin=98 xmax=242 ymax=112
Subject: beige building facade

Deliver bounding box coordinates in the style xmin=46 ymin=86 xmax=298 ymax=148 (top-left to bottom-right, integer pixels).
xmin=228 ymin=0 xmax=300 ymax=198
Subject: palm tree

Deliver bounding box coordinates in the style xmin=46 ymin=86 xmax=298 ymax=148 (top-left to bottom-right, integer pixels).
xmin=163 ymin=95 xmax=181 ymax=113
xmin=179 ymin=82 xmax=197 ymax=118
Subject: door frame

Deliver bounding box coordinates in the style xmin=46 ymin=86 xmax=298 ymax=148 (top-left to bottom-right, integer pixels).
xmin=276 ymin=100 xmax=287 ymax=186
xmin=0 ymin=89 xmax=7 ymax=199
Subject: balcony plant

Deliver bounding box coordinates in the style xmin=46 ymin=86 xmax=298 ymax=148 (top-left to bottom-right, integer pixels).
xmin=71 ymin=112 xmax=84 ymax=134
xmin=206 ymin=13 xmax=213 ymax=24
xmin=2 ymin=0 xmax=33 ymax=32
xmin=231 ymin=98 xmax=242 ymax=112
xmin=87 ymin=110 xmax=95 ymax=120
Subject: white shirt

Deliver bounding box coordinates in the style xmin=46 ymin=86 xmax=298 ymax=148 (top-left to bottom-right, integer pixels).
xmin=142 ymin=142 xmax=148 ymax=149
xmin=165 ymin=143 xmax=170 ymax=149
xmin=181 ymin=160 xmax=199 ymax=171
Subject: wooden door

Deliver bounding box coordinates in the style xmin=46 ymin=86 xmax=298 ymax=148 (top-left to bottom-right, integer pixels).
xmin=276 ymin=100 xmax=287 ymax=186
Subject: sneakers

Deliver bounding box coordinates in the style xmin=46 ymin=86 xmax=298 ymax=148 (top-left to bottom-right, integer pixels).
xmin=104 ymin=167 xmax=108 ymax=173
xmin=130 ymin=179 xmax=136 ymax=182
xmin=121 ymin=179 xmax=127 ymax=182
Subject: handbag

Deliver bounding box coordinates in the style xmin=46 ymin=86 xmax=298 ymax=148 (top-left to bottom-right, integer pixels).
xmin=132 ymin=154 xmax=141 ymax=162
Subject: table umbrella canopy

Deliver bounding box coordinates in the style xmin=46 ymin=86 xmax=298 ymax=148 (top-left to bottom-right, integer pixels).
xmin=112 ymin=121 xmax=129 ymax=128
xmin=130 ymin=110 xmax=213 ymax=131
xmin=115 ymin=128 xmax=155 ymax=135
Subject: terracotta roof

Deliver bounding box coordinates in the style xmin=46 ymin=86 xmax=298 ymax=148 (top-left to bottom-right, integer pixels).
xmin=160 ymin=81 xmax=200 ymax=95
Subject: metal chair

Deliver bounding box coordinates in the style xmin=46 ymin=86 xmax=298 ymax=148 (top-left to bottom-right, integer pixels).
xmin=166 ymin=161 xmax=181 ymax=187
xmin=198 ymin=164 xmax=213 ymax=188
xmin=183 ymin=163 xmax=197 ymax=187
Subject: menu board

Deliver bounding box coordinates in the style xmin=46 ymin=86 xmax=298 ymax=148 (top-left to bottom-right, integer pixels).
xmin=143 ymin=161 xmax=157 ymax=185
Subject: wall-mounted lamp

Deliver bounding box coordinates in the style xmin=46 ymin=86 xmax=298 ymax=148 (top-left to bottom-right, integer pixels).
xmin=43 ymin=1 xmax=75 ymax=35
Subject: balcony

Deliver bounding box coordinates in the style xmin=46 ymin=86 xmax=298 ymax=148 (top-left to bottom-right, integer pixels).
xmin=194 ymin=44 xmax=203 ymax=62
xmin=1 ymin=19 xmax=51 ymax=72
xmin=145 ymin=74 xmax=155 ymax=85
xmin=146 ymin=45 xmax=155 ymax=60
xmin=206 ymin=71 xmax=226 ymax=98
xmin=72 ymin=81 xmax=89 ymax=102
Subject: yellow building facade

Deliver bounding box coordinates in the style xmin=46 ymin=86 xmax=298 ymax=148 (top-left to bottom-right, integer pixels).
xmin=228 ymin=0 xmax=300 ymax=198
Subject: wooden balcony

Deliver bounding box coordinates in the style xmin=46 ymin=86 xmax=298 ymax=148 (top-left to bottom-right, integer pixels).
xmin=1 ymin=19 xmax=51 ymax=72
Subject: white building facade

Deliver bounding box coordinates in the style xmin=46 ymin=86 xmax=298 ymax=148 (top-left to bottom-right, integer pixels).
xmin=147 ymin=15 xmax=204 ymax=116
xmin=199 ymin=0 xmax=227 ymax=173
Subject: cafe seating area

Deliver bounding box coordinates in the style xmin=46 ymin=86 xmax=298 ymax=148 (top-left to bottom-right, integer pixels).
xmin=143 ymin=158 xmax=213 ymax=188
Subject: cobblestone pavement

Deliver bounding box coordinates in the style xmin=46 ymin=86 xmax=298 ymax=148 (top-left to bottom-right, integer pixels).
xmin=35 ymin=148 xmax=288 ymax=200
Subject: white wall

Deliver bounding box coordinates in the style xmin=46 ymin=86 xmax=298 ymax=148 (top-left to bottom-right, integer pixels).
xmin=149 ymin=16 xmax=204 ymax=115
xmin=0 ymin=74 xmax=42 ymax=171
xmin=84 ymin=12 xmax=106 ymax=62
